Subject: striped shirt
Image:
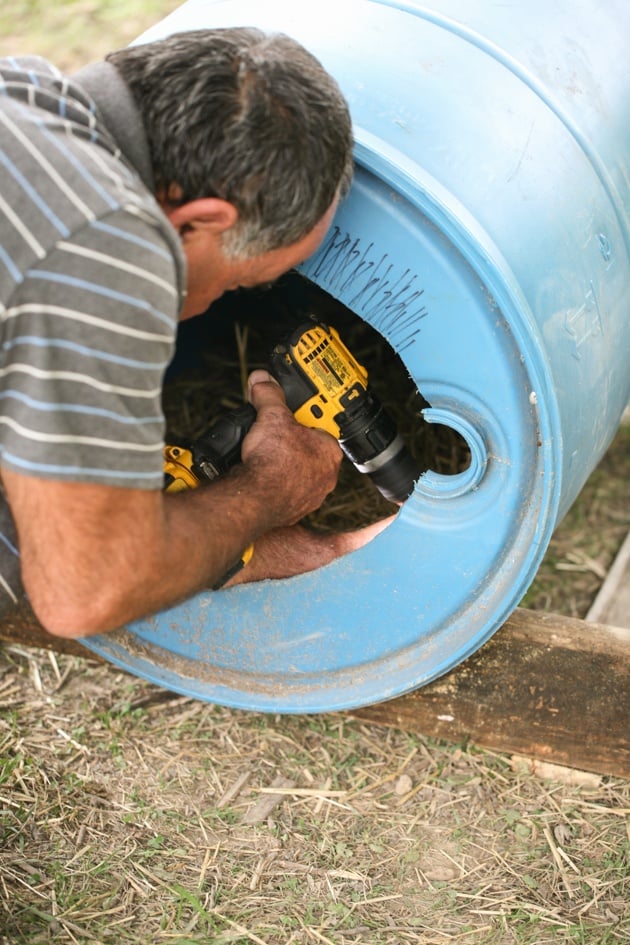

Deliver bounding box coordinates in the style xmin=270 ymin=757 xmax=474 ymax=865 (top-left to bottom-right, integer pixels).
xmin=0 ymin=56 xmax=186 ymax=489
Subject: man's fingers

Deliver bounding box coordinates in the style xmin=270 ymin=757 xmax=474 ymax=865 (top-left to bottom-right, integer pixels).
xmin=247 ymin=369 xmax=286 ymax=408
xmin=340 ymin=514 xmax=397 ymax=552
xmin=240 ymin=368 xmax=343 ymax=525
xmin=248 ymin=367 xmax=340 ymax=451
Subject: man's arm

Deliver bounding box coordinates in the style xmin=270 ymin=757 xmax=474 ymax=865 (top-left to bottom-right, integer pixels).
xmin=226 ymin=517 xmax=395 ymax=586
xmin=1 ymin=375 xmax=342 ymax=638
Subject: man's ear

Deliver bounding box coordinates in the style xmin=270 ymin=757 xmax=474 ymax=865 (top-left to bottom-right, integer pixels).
xmin=164 ymin=198 xmax=238 ymax=237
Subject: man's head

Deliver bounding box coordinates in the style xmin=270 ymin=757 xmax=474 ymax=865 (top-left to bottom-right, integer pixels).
xmin=107 ymin=28 xmax=353 ymax=261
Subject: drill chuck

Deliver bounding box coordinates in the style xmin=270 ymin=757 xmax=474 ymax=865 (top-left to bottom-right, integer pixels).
xmin=336 ymin=391 xmax=421 ymax=503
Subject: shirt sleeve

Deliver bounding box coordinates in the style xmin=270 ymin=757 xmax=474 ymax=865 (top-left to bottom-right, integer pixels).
xmin=0 ymin=207 xmax=181 ymax=489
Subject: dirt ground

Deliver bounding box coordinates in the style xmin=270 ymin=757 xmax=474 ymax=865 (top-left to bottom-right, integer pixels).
xmin=1 ymin=666 xmax=629 ymax=945
xmin=1 ymin=5 xmax=629 ymax=944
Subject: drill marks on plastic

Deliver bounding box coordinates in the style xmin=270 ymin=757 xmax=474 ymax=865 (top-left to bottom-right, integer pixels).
xmin=309 ymin=227 xmax=429 ymax=351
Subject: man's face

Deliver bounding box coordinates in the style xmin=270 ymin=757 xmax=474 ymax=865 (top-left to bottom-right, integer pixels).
xmin=179 ymin=199 xmax=338 ymax=321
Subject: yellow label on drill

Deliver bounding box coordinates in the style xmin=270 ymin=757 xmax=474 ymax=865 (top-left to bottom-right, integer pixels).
xmin=291 ymin=324 xmax=369 ymax=436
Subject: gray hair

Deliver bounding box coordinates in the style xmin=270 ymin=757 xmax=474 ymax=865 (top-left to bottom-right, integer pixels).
xmin=107 ymin=28 xmax=354 ymax=258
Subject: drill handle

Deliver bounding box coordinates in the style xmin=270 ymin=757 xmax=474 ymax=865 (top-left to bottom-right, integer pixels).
xmin=269 ymin=344 xmax=318 ymax=413
xmin=191 ymin=402 xmax=257 ymax=481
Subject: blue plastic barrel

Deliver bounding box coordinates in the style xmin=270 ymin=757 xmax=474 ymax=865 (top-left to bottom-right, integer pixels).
xmin=83 ymin=0 xmax=630 ymax=711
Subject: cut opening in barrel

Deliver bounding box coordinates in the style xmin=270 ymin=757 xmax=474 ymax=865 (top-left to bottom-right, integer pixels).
xmin=163 ymin=271 xmax=472 ymax=531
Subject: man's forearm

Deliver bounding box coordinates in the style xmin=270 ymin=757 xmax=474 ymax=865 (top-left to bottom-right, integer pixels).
xmin=226 ymin=525 xmax=344 ymax=584
xmin=0 ymin=428 xmax=341 ymax=638
xmin=227 ymin=516 xmax=396 ymax=586
xmin=0 ymin=376 xmax=349 ymax=638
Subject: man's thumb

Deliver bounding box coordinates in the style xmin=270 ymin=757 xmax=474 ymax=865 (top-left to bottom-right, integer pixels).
xmin=247 ymin=370 xmax=285 ymax=406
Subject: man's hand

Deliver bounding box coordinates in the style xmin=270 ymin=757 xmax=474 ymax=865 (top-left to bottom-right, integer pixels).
xmin=0 ymin=370 xmax=343 ymax=638
xmin=239 ymin=370 xmax=342 ymax=527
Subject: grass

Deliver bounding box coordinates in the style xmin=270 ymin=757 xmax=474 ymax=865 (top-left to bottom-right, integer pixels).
xmin=0 ymin=0 xmax=184 ymax=72
xmin=1 ymin=666 xmax=629 ymax=943
xmin=521 ymin=423 xmax=630 ymax=615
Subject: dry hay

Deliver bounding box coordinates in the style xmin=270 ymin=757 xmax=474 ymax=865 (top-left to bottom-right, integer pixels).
xmin=1 ymin=647 xmax=629 ymax=945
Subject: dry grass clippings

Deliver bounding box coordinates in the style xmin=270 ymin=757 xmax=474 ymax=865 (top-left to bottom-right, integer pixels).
xmin=1 ymin=645 xmax=629 ymax=945
xmin=521 ymin=423 xmax=630 ymax=618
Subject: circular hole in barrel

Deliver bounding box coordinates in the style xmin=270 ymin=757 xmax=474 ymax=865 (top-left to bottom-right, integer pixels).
xmin=162 ymin=271 xmax=471 ymax=531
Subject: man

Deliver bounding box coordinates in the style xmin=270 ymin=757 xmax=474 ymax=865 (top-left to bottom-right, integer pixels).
xmin=0 ymin=28 xmax=385 ymax=640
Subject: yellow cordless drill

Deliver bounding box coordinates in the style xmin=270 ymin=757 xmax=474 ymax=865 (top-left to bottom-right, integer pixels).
xmin=163 ymin=403 xmax=256 ymax=493
xmin=163 ymin=403 xmax=257 ymax=588
xmin=164 ymin=319 xmax=419 ymax=503
xmin=268 ymin=320 xmax=419 ymax=504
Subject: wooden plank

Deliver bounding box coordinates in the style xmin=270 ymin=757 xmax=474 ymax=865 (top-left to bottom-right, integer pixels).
xmin=350 ymin=609 xmax=630 ymax=778
xmin=0 ymin=602 xmax=90 ymax=658
xmin=1 ymin=605 xmax=628 ymax=778
xmin=586 ymin=530 xmax=630 ymax=629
